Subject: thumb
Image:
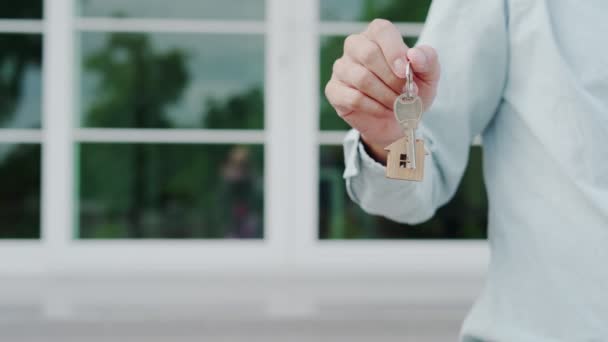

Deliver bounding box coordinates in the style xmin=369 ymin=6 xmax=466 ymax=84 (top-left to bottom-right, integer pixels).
xmin=363 ymin=19 xmax=410 ymax=78
xmin=407 ymin=45 xmax=440 ymax=86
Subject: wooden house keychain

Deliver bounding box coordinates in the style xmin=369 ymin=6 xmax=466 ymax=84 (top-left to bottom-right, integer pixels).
xmin=385 ymin=61 xmax=428 ymax=181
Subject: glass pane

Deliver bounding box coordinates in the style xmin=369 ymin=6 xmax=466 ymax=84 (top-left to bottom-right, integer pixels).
xmin=79 ymin=32 xmax=264 ymax=129
xmin=79 ymin=0 xmax=265 ymax=20
xmin=321 ymin=0 xmax=431 ymax=22
xmin=319 ymin=145 xmax=487 ymax=239
xmin=0 ymin=0 xmax=42 ymax=19
xmin=0 ymin=34 xmax=43 ymax=129
xmin=77 ymin=143 xmax=264 ymax=239
xmin=319 ymin=35 xmax=417 ymax=130
xmin=0 ymin=144 xmax=40 ymax=239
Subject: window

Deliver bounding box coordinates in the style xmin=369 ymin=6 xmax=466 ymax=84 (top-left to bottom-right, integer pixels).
xmin=2 ymin=0 xmax=489 ymax=274
xmin=75 ymin=1 xmax=266 ymax=239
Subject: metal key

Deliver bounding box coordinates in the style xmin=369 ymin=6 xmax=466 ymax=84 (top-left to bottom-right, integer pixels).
xmin=393 ymin=62 xmax=423 ymax=169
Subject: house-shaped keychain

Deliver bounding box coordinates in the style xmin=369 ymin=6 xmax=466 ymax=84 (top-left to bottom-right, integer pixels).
xmin=384 ymin=136 xmax=426 ymax=181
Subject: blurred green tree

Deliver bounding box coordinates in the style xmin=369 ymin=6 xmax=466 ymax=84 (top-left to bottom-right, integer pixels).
xmin=203 ymin=87 xmax=264 ymax=129
xmin=0 ymin=0 xmax=42 ymax=19
xmin=0 ymin=35 xmax=41 ymax=126
xmin=0 ymin=0 xmax=43 ymax=239
xmin=0 ymin=145 xmax=40 ymax=238
xmin=84 ymin=34 xmax=189 ymax=128
xmin=358 ymin=0 xmax=431 ymax=22
xmin=0 ymin=0 xmax=43 ymax=126
xmin=82 ymin=33 xmax=189 ymax=237
xmin=80 ymin=33 xmax=264 ymax=239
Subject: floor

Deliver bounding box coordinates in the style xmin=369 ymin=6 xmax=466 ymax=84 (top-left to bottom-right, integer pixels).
xmin=0 ymin=273 xmax=483 ymax=341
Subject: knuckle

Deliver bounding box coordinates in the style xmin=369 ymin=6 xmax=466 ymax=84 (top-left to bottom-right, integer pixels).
xmin=343 ymin=34 xmax=359 ymax=52
xmin=335 ymin=105 xmax=352 ymax=118
xmin=331 ymin=58 xmax=343 ymax=75
xmin=360 ymin=43 xmax=380 ymax=65
xmin=324 ymin=80 xmax=336 ymax=102
xmin=352 ymin=67 xmax=371 ymax=89
xmin=324 ymin=81 xmax=331 ymax=99
xmin=369 ymin=18 xmax=393 ymax=33
xmin=347 ymin=91 xmax=365 ymax=109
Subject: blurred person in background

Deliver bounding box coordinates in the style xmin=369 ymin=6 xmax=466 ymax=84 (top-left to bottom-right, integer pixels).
xmin=325 ymin=0 xmax=608 ymax=341
xmin=220 ymin=146 xmax=263 ymax=239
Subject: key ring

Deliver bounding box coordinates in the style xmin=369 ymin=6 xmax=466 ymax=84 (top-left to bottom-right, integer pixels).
xmin=404 ymin=61 xmax=415 ymax=100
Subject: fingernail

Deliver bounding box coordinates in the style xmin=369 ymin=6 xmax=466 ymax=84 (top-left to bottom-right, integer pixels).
xmin=409 ymin=48 xmax=427 ymax=71
xmin=393 ymin=58 xmax=406 ymax=78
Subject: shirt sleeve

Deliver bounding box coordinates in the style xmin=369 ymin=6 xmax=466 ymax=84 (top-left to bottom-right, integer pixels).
xmin=343 ymin=0 xmax=508 ymax=224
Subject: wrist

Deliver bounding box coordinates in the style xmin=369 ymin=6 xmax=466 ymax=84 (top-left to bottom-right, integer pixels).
xmin=360 ymin=136 xmax=388 ymax=164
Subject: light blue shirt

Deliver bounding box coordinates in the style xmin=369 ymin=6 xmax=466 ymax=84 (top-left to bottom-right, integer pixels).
xmin=342 ymin=0 xmax=608 ymax=340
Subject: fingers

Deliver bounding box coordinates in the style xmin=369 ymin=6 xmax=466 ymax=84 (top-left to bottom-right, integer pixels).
xmin=363 ymin=19 xmax=409 ymax=78
xmin=324 ymin=18 xmax=440 ymax=148
xmin=332 ymin=57 xmax=398 ymax=109
xmin=343 ymin=34 xmax=404 ymax=94
xmin=325 ymin=78 xmax=393 ymax=119
xmin=325 ymin=78 xmax=402 ymax=146
xmin=406 ymin=45 xmax=440 ymax=87
xmin=348 ymin=112 xmax=403 ymax=147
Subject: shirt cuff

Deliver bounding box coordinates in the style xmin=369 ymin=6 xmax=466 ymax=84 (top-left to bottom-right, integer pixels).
xmin=342 ymin=130 xmax=387 ymax=203
xmin=342 ymin=129 xmax=386 ymax=178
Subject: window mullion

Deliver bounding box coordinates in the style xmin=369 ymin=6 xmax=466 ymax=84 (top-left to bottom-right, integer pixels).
xmin=42 ymin=0 xmax=75 ymax=265
xmin=291 ymin=0 xmax=320 ymax=260
xmin=265 ymin=0 xmax=299 ymax=266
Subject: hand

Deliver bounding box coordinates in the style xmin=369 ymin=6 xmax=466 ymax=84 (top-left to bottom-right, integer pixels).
xmin=324 ymin=19 xmax=440 ymax=163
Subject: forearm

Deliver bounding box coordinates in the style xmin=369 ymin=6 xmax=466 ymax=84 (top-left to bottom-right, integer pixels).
xmin=360 ymin=135 xmax=388 ymax=164
xmin=342 ymin=0 xmax=508 ymax=225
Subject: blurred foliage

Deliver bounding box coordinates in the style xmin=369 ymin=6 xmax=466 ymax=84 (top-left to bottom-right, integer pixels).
xmin=80 ymin=32 xmax=265 ymax=129
xmin=79 ymin=0 xmax=265 ymax=20
xmin=79 ymin=33 xmax=264 ymax=238
xmin=0 ymin=0 xmax=42 ymax=19
xmin=79 ymin=144 xmax=264 ymax=239
xmin=0 ymin=145 xmax=40 ymax=238
xmin=321 ymin=0 xmax=431 ymax=22
xmin=319 ymin=146 xmax=488 ymax=239
xmin=0 ymin=34 xmax=42 ymax=127
xmin=203 ymin=87 xmax=264 ymax=129
xmin=0 ymin=0 xmax=43 ymax=239
xmin=0 ymin=0 xmax=43 ymax=126
xmin=83 ymin=34 xmax=189 ymax=128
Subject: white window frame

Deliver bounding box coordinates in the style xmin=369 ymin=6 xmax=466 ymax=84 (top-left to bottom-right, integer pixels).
xmin=0 ymin=0 xmax=488 ymax=276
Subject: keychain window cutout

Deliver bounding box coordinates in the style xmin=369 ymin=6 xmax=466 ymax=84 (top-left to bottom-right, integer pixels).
xmin=385 ymin=137 xmax=425 ymax=181
xmin=399 ymin=154 xmax=408 ymax=168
